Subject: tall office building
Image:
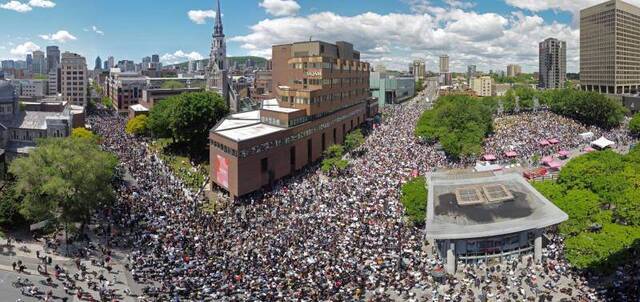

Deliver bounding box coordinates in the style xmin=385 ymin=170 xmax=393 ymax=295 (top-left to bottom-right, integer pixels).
xmin=581 ymin=0 xmax=640 ymax=94
xmin=142 ymin=56 xmax=151 ymax=63
xmin=60 ymin=52 xmax=88 ymax=106
xmin=539 ymin=38 xmax=566 ymax=89
xmin=151 ymin=54 xmax=160 ymax=63
xmin=412 ymin=60 xmax=426 ymax=82
xmin=46 ymin=46 xmax=60 ymax=73
xmin=467 ymin=65 xmax=477 ymax=85
xmin=32 ymin=51 xmax=46 ymax=74
xmin=506 ymin=64 xmax=522 ymax=77
xmin=94 ymin=56 xmax=102 ymax=71
xmin=26 ymin=54 xmax=33 ymax=72
xmin=439 ymin=55 xmax=450 ymax=73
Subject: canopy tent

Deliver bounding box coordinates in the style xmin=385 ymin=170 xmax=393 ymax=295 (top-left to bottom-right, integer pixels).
xmin=482 ymin=154 xmax=497 ymax=161
xmin=579 ymin=132 xmax=594 ymax=140
xmin=591 ymin=136 xmax=615 ymax=149
xmin=541 ymin=156 xmax=554 ymax=164
xmin=548 ymin=161 xmax=563 ymax=170
xmin=548 ymin=138 xmax=560 ymax=145
xmin=539 ymin=140 xmax=550 ymax=146
xmin=558 ymin=150 xmax=570 ymax=157
xmin=504 ymin=151 xmax=518 ymax=157
xmin=583 ymin=146 xmax=596 ymax=153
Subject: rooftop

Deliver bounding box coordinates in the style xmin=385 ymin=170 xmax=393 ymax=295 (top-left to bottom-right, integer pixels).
xmin=425 ymin=171 xmax=568 ymax=240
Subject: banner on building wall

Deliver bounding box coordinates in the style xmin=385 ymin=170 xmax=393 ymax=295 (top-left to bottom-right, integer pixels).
xmin=216 ymin=155 xmax=229 ymax=189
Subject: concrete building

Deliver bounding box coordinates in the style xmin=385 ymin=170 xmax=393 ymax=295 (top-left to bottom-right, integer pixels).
xmin=370 ymin=71 xmax=415 ymax=107
xmin=425 ymin=171 xmax=568 ymax=274
xmin=46 ymin=46 xmax=60 ymax=73
xmin=105 ymin=71 xmax=147 ymax=112
xmin=439 ymin=55 xmax=449 ymax=73
xmin=1 ymin=60 xmax=15 ymax=70
xmin=60 ymin=52 xmax=88 ymax=106
xmin=539 ymin=38 xmax=566 ymax=89
xmin=507 ymin=64 xmax=522 ymax=77
xmin=138 ymin=87 xmax=204 ymax=110
xmin=472 ymin=76 xmax=494 ymax=97
xmin=117 ymin=60 xmax=135 ymax=72
xmin=412 ymin=60 xmax=426 ymax=82
xmin=581 ymin=0 xmax=640 ymax=94
xmin=210 ymin=40 xmax=377 ymax=198
xmin=11 ymin=79 xmax=47 ymax=99
xmin=32 ymin=51 xmax=46 ymax=75
xmin=252 ymin=70 xmax=273 ymax=101
xmin=106 ymin=56 xmax=115 ymax=69
xmin=0 ymin=81 xmax=76 ymax=161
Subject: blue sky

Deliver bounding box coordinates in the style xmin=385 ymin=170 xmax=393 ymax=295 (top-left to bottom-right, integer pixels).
xmin=0 ymin=0 xmax=629 ymax=72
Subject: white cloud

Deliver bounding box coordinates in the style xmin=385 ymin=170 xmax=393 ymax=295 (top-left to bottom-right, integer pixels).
xmin=504 ymin=0 xmax=640 ymax=14
xmin=230 ymin=6 xmax=580 ymax=72
xmin=161 ymin=50 xmax=204 ymax=64
xmin=39 ymin=30 xmax=77 ymax=43
xmin=10 ymin=41 xmax=40 ymax=56
xmin=91 ymin=25 xmax=104 ymax=35
xmin=188 ymin=10 xmax=216 ymax=24
xmin=28 ymin=0 xmax=54 ymax=8
xmin=0 ymin=1 xmax=32 ymax=12
xmin=259 ymin=0 xmax=300 ymax=17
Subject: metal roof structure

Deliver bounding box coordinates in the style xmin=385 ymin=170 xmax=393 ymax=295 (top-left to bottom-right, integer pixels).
xmin=425 ymin=171 xmax=568 ymax=240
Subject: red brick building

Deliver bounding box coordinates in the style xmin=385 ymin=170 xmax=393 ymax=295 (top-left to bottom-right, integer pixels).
xmin=210 ymin=41 xmax=378 ymax=197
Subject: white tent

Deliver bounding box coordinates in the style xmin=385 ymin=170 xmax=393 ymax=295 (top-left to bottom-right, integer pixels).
xmin=591 ymin=136 xmax=615 ymax=149
xmin=474 ymin=161 xmax=502 ymax=172
xmin=579 ymin=132 xmax=594 ymax=140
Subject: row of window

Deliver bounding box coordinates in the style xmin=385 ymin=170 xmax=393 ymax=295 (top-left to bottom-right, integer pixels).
xmin=291 ymin=62 xmax=368 ymax=72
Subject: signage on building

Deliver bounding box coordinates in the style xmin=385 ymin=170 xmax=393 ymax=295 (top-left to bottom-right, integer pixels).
xmin=216 ymin=154 xmax=229 ymax=189
xmin=305 ymin=71 xmax=321 ymax=77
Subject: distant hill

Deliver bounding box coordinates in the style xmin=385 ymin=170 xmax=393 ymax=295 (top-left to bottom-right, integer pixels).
xmin=168 ymin=56 xmax=268 ymax=69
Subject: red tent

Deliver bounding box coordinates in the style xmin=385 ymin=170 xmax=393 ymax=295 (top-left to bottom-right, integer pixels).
xmin=539 ymin=140 xmax=550 ymax=146
xmin=504 ymin=151 xmax=518 ymax=157
xmin=584 ymin=146 xmax=596 ymax=153
xmin=548 ymin=161 xmax=563 ymax=170
xmin=548 ymin=138 xmax=560 ymax=144
xmin=541 ymin=156 xmax=553 ymax=164
xmin=482 ymin=154 xmax=497 ymax=161
xmin=558 ymin=150 xmax=570 ymax=157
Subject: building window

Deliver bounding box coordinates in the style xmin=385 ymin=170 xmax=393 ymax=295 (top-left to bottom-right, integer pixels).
xmin=261 ymin=158 xmax=268 ymax=172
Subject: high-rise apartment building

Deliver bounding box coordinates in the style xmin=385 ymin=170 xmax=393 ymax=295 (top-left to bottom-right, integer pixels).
xmin=439 ymin=55 xmax=449 ymax=73
xmin=60 ymin=52 xmax=88 ymax=106
xmin=209 ymin=40 xmax=377 ymax=197
xmin=581 ymin=0 xmax=640 ymax=94
xmin=539 ymin=38 xmax=566 ymax=89
xmin=507 ymin=64 xmax=522 ymax=77
xmin=107 ymin=56 xmax=115 ymax=69
xmin=32 ymin=51 xmax=46 ymax=74
xmin=26 ymin=54 xmax=33 ymax=72
xmin=47 ymin=68 xmax=59 ymax=95
xmin=46 ymin=46 xmax=60 ymax=73
xmin=472 ymin=76 xmax=494 ymax=97
xmin=412 ymin=60 xmax=426 ymax=82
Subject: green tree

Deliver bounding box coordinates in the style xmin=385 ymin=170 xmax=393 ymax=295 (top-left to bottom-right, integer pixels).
xmin=9 ymin=138 xmax=118 ymax=225
xmin=125 ymin=114 xmax=148 ymax=136
xmin=400 ymin=176 xmax=428 ymax=225
xmin=101 ymin=96 xmax=114 ymax=109
xmin=344 ymin=129 xmax=365 ymax=152
xmin=71 ymin=128 xmax=99 ymax=143
xmin=321 ymin=145 xmax=348 ymax=173
xmin=161 ymin=80 xmax=186 ymax=89
xmin=146 ymin=97 xmax=176 ymax=139
xmin=630 ymin=113 xmax=640 ymax=137
xmin=0 ymin=183 xmax=23 ymax=227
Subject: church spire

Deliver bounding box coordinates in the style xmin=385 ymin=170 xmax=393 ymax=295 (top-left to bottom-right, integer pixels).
xmin=214 ymin=0 xmax=224 ymax=37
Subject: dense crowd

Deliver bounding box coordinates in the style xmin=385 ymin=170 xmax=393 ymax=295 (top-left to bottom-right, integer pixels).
xmin=83 ymin=86 xmax=637 ymax=301
xmin=483 ymin=111 xmax=635 ymax=163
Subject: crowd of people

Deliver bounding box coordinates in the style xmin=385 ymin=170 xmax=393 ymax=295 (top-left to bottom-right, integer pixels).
xmin=79 ymin=82 xmax=640 ymax=301
xmin=483 ymin=111 xmax=636 ymax=164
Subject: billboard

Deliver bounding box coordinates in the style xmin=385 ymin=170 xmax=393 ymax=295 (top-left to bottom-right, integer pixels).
xmin=216 ymin=154 xmax=229 ymax=189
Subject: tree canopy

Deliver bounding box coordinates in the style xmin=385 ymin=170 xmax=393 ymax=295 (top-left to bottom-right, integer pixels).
xmin=400 ymin=176 xmax=428 ymax=225
xmin=344 ymin=129 xmax=365 ymax=152
xmin=125 ymin=114 xmax=148 ymax=136
xmin=416 ymin=95 xmax=493 ymax=159
xmin=533 ymin=145 xmax=640 ymax=271
xmin=71 ymin=128 xmax=99 ymax=143
xmin=9 ymin=138 xmax=118 ymax=224
xmin=146 ymin=92 xmax=229 ymax=154
xmin=630 ymin=113 xmax=640 ymax=137
xmin=321 ymin=145 xmax=349 ymax=174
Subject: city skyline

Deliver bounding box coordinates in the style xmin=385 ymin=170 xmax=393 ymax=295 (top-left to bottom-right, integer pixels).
xmin=2 ymin=0 xmax=637 ymax=73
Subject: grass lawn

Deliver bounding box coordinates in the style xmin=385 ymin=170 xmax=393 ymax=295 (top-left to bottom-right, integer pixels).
xmin=150 ymin=138 xmax=209 ymax=191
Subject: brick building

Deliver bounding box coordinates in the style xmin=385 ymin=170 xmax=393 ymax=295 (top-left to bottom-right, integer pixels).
xmin=210 ymin=41 xmax=378 ymax=197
